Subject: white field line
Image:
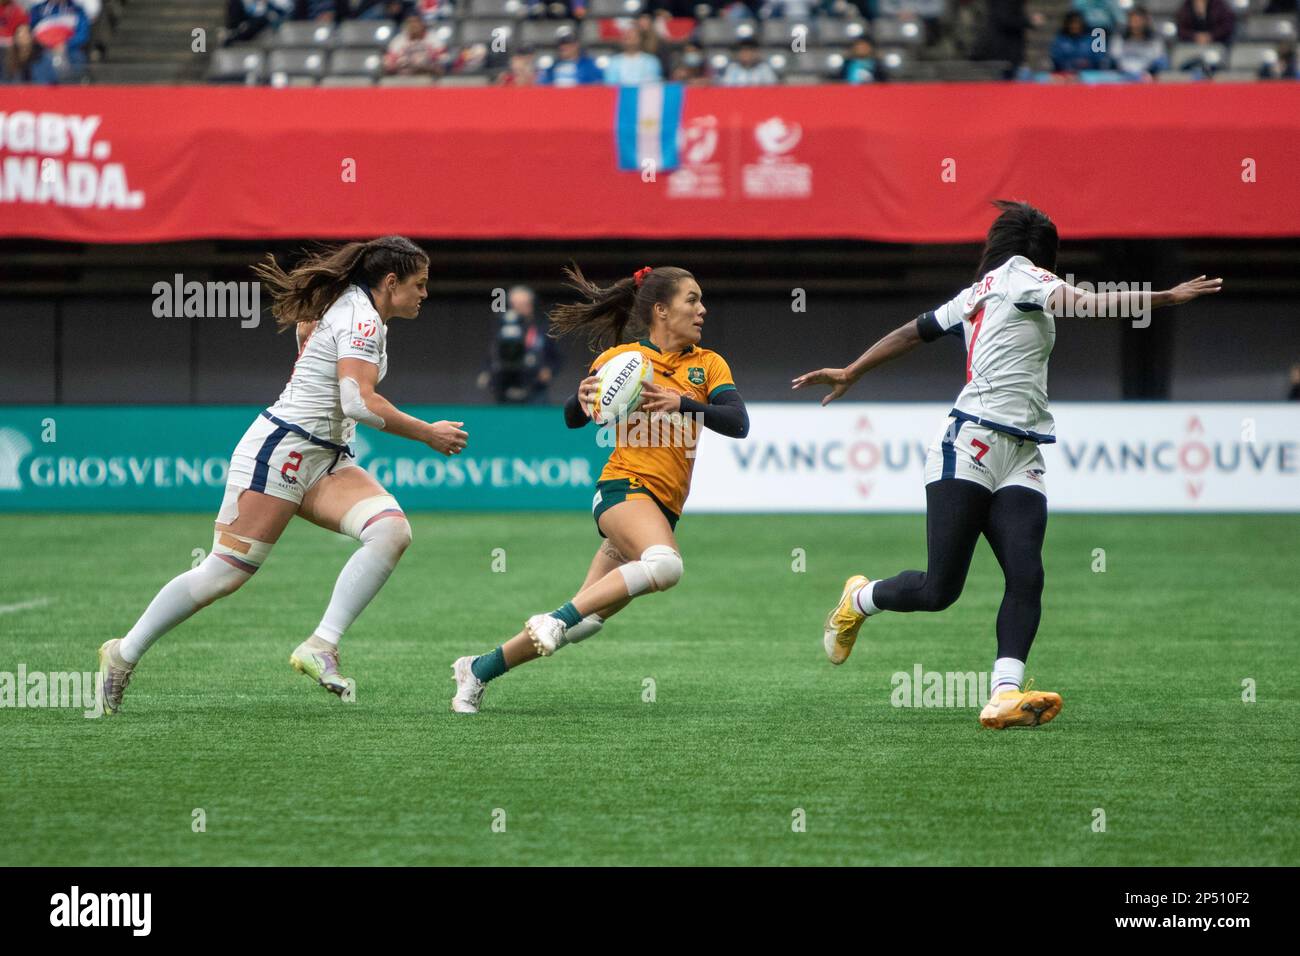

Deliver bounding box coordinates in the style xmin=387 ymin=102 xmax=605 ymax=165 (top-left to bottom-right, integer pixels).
xmin=0 ymin=597 xmax=52 ymax=615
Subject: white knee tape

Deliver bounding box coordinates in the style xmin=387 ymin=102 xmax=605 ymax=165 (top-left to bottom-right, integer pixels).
xmin=618 ymin=545 xmax=683 ymax=596
xmin=211 ymin=530 xmax=273 ymax=574
xmin=643 ymin=545 xmax=683 ymax=591
xmin=339 ymin=494 xmax=404 ymax=540
xmin=216 ymin=485 xmax=243 ymax=526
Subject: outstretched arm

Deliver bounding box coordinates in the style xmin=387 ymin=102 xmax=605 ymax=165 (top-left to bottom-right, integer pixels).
xmin=791 ymin=317 xmax=926 ymax=406
xmin=1048 ymin=275 xmax=1223 ymax=318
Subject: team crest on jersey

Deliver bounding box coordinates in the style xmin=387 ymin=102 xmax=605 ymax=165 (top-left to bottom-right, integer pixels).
xmin=687 ymin=367 xmax=705 ymax=386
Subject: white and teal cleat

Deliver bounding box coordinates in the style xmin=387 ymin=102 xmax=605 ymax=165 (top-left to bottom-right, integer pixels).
xmin=525 ymin=613 xmax=566 ymax=657
xmin=451 ymin=656 xmax=486 ymax=714
xmin=290 ymin=636 xmax=356 ymax=701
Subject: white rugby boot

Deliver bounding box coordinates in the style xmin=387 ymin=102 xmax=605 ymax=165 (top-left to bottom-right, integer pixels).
xmin=525 ymin=613 xmax=567 ymax=657
xmin=451 ymin=656 xmax=487 ymax=715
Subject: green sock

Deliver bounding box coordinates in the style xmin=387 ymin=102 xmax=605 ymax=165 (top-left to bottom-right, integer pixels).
xmin=549 ymin=601 xmax=582 ymax=628
xmin=471 ymin=646 xmax=508 ymax=683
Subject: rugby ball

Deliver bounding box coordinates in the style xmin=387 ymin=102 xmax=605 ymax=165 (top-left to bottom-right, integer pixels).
xmin=590 ymin=352 xmax=654 ymax=424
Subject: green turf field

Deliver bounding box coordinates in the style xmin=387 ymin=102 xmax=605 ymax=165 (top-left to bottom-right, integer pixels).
xmin=1 ymin=512 xmax=1296 ymax=866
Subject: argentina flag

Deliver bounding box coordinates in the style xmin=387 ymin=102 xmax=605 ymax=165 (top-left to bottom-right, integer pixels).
xmin=616 ymin=83 xmax=685 ymax=173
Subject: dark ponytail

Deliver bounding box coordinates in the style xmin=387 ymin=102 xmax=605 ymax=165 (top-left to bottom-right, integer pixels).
xmin=549 ymin=262 xmax=694 ymax=352
xmin=254 ymin=235 xmax=429 ymax=331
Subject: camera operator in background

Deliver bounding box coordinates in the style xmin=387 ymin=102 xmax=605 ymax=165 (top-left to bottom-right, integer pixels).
xmin=477 ymin=285 xmax=562 ymax=404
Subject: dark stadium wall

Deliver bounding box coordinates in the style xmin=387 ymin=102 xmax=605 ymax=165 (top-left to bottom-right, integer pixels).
xmin=2 ymin=293 xmax=1296 ymax=405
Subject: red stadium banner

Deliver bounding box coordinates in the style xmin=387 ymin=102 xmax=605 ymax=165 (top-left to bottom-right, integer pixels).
xmin=1 ymin=83 xmax=1297 ymax=244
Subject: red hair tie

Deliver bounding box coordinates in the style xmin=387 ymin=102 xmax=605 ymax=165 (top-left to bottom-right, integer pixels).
xmin=633 ymin=266 xmax=654 ymax=288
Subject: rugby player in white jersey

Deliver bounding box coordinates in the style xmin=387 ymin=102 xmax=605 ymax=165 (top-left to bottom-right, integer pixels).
xmin=794 ymin=201 xmax=1221 ymax=728
xmin=96 ymin=236 xmax=469 ymax=714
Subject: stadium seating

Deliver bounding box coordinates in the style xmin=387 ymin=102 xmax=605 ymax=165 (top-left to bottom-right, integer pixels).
xmin=265 ymin=21 xmax=335 ymax=50
xmin=330 ymin=48 xmax=386 ymax=79
xmin=589 ymin=0 xmax=646 ymax=14
xmin=79 ymin=0 xmax=1300 ymax=88
xmin=208 ymin=47 xmax=266 ymax=84
xmin=335 ymin=19 xmax=401 ymax=48
xmin=816 ymin=17 xmax=870 ymax=45
xmin=520 ymin=19 xmax=579 ymax=45
xmin=460 ymin=19 xmax=515 ymax=45
xmin=1170 ymin=42 xmax=1228 ymax=70
xmin=871 ymin=18 xmax=925 ymax=48
xmin=267 ymin=48 xmax=329 ymax=84
xmin=1241 ymin=15 xmax=1298 ymax=42
xmin=467 ymin=0 xmax=529 ymax=15
xmin=1228 ymin=42 xmax=1280 ymax=72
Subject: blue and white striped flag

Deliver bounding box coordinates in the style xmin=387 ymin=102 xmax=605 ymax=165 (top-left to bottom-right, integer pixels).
xmin=616 ymin=83 xmax=685 ymax=174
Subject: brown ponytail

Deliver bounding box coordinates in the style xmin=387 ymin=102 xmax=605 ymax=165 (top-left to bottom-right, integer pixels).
xmin=253 ymin=235 xmax=429 ymax=332
xmin=548 ymin=262 xmax=694 ymax=352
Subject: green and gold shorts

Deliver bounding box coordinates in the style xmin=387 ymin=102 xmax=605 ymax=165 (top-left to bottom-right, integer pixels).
xmin=591 ymin=478 xmax=680 ymax=538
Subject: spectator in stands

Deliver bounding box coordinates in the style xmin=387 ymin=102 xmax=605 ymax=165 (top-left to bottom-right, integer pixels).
xmin=1175 ymin=0 xmax=1235 ymax=45
xmin=973 ymin=0 xmax=1046 ymax=73
xmin=1111 ymin=6 xmax=1167 ymax=78
xmin=226 ymin=1 xmax=294 ymax=46
xmin=28 ymin=0 xmax=90 ymax=67
xmin=299 ymin=0 xmax=344 ymax=20
xmin=1050 ymin=10 xmax=1109 ymax=71
xmin=356 ymin=0 xmax=414 ymax=19
xmin=759 ymin=0 xmax=817 ymax=19
xmin=1072 ymin=0 xmax=1122 ymax=35
xmin=605 ymin=25 xmax=663 ymax=84
xmin=2 ymin=22 xmax=59 ymax=83
xmin=669 ymin=40 xmax=712 ymax=84
xmin=498 ymin=43 xmax=537 ymax=85
xmin=650 ymin=0 xmax=709 ymax=18
xmin=0 ymin=0 xmax=29 ymax=51
xmin=527 ymin=0 xmax=586 ymax=18
xmin=1259 ymin=42 xmax=1298 ymax=78
xmin=537 ymin=28 xmax=602 ymax=85
xmin=878 ymin=0 xmax=946 ymax=48
xmin=842 ymin=0 xmax=878 ymax=18
xmin=415 ymin=0 xmax=456 ymax=19
xmin=636 ymin=11 xmax=672 ymax=77
xmin=719 ymin=37 xmax=778 ymax=84
xmin=384 ymin=14 xmax=446 ymax=75
xmin=476 ymin=286 xmax=561 ymax=404
xmin=841 ymin=36 xmax=886 ymax=82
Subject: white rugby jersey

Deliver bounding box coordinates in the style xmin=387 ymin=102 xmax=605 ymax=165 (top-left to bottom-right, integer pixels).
xmin=924 ymin=255 xmax=1064 ymax=441
xmin=266 ymin=284 xmax=388 ymax=445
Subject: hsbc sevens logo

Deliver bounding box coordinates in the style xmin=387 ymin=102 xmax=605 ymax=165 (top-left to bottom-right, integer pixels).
xmin=280 ymin=451 xmax=303 ymax=485
xmin=355 ymin=317 xmax=378 ymax=338
xmin=971 ymin=439 xmax=990 ymax=462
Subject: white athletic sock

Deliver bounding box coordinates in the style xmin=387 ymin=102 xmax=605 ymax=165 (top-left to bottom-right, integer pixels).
xmin=119 ymin=555 xmax=253 ymax=663
xmin=990 ymin=657 xmax=1025 ymax=697
xmin=853 ymin=580 xmax=880 ymax=616
xmin=313 ymin=516 xmax=410 ymax=644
